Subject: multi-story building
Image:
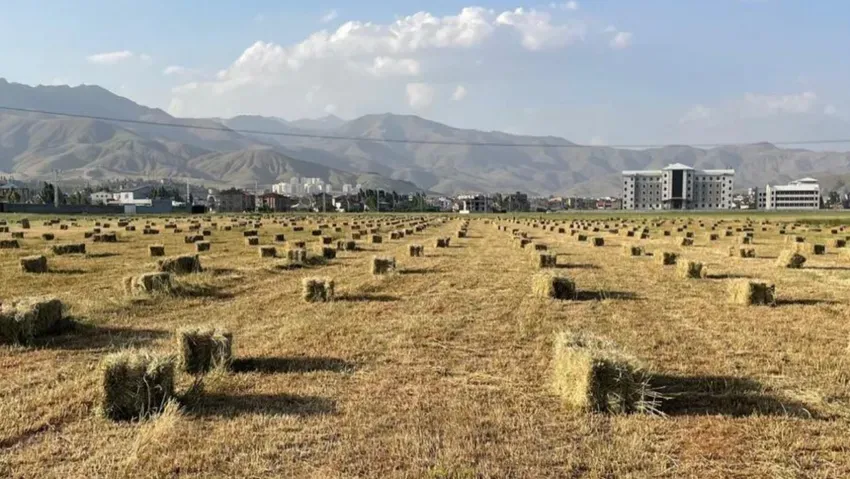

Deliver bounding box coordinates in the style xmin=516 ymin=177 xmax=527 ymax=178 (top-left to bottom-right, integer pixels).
xmin=90 ymin=191 xmax=116 ymax=205
xmin=457 ymin=194 xmax=491 ymax=214
xmin=214 ymin=188 xmax=255 ymax=212
xmin=621 ymin=163 xmax=735 ymax=210
xmin=258 ymin=192 xmax=291 ymax=212
xmin=755 ymin=178 xmax=821 ymax=210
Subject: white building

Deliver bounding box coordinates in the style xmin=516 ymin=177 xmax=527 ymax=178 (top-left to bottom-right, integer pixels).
xmin=457 ymin=194 xmax=491 ymax=214
xmin=90 ymin=191 xmax=116 ymax=205
xmin=756 ymin=178 xmax=821 ymax=210
xmin=622 ymin=163 xmax=735 ymax=210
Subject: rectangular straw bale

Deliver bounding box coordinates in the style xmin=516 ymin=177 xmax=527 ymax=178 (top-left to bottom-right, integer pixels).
xmin=302 ymin=278 xmax=335 ymax=302
xmin=177 ymin=327 xmax=233 ymax=374
xmin=100 ymin=351 xmax=175 ymax=421
xmin=729 ymin=280 xmax=776 ymax=306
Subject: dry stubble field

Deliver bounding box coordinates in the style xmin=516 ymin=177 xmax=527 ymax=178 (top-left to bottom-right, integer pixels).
xmin=1 ymin=212 xmax=850 ymax=478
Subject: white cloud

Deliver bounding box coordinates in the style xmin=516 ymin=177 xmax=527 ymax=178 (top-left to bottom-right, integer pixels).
xmin=603 ymin=25 xmax=617 ymax=33
xmin=168 ymin=6 xmax=622 ymax=118
xmin=609 ymin=31 xmax=633 ymax=50
xmin=320 ymin=9 xmax=339 ymax=24
xmin=163 ymin=65 xmax=197 ymax=76
xmin=86 ymin=50 xmax=136 ymax=65
xmin=368 ymin=57 xmax=421 ymax=77
xmin=324 ymin=103 xmax=338 ymax=114
xmin=744 ymin=91 xmax=817 ymax=115
xmin=824 ymin=104 xmax=838 ymax=116
xmin=679 ymin=104 xmax=712 ymax=124
xmin=564 ymin=1 xmax=580 ymax=10
xmin=406 ymin=83 xmax=435 ymax=110
xmin=496 ymin=8 xmax=586 ymax=50
xmin=452 ymin=85 xmax=468 ymax=101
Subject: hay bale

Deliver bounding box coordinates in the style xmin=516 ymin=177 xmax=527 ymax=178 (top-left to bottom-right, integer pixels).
xmin=409 ymin=244 xmax=424 ymax=257
xmin=51 ymin=243 xmax=86 ymax=255
xmin=274 ymin=234 xmax=286 ymax=242
xmin=258 ymin=246 xmax=276 ymax=258
xmin=20 ymin=255 xmax=48 ymax=273
xmin=776 ymin=250 xmax=806 ymax=269
xmin=177 ymin=327 xmax=233 ymax=375
xmin=729 ymin=280 xmax=776 ymax=306
xmin=371 ymin=235 xmax=383 ymax=244
xmin=623 ymin=245 xmax=643 ymax=257
xmin=551 ymin=331 xmax=657 ymax=414
xmin=656 ymin=252 xmax=678 ymax=265
xmin=538 ymin=253 xmax=558 ymax=269
xmin=123 ymin=272 xmax=174 ymax=296
xmin=796 ymin=243 xmax=825 ymax=255
xmin=148 ymin=245 xmax=166 ymax=257
xmin=0 ymin=297 xmax=64 ymax=344
xmin=592 ymin=237 xmax=605 ymax=247
xmin=41 ymin=233 xmax=55 ymax=241
xmin=831 ymin=239 xmax=846 ymax=248
xmin=320 ymin=246 xmax=337 ymax=259
xmin=436 ymin=238 xmax=450 ymax=248
xmin=245 ymin=237 xmax=260 ymax=246
xmin=576 ymin=234 xmax=588 ymax=242
xmin=676 ymin=261 xmax=705 ymax=279
xmin=531 ymin=272 xmax=575 ymax=299
xmin=678 ymin=237 xmax=694 ymax=246
xmin=302 ymin=278 xmax=335 ymax=303
xmin=457 ymin=230 xmax=467 ymax=238
xmin=371 ymin=256 xmax=397 ymax=275
xmin=729 ymin=247 xmax=756 ymax=258
xmin=0 ymin=239 xmax=20 ymax=249
xmin=157 ymin=254 xmax=202 ymax=274
xmin=100 ymin=351 xmax=175 ymax=421
xmin=243 ymin=230 xmax=258 ymax=237
xmin=287 ymin=248 xmax=308 ymax=263
xmin=321 ymin=236 xmax=333 ymax=245
xmin=195 ymin=241 xmax=211 ymax=252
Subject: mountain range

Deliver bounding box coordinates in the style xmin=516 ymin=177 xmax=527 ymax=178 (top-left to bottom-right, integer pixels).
xmin=2 ymin=77 xmax=850 ymax=196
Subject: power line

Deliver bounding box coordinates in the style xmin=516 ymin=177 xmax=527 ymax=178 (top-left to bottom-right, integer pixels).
xmin=1 ymin=104 xmax=850 ymax=149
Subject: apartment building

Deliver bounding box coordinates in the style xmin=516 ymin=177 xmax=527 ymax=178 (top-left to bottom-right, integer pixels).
xmin=622 ymin=163 xmax=735 ymax=210
xmin=755 ymin=178 xmax=821 ymax=210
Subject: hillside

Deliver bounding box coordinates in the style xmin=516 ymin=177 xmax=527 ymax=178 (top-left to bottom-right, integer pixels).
xmin=3 ymin=78 xmax=850 ymax=196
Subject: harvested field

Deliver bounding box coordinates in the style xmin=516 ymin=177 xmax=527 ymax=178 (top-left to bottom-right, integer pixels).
xmin=0 ymin=212 xmax=850 ymax=478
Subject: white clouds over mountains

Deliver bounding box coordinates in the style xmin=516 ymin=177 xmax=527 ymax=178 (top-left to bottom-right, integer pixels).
xmin=167 ymin=5 xmax=629 ymax=119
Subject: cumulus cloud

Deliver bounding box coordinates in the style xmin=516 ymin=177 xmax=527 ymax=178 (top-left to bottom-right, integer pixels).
xmin=368 ymin=57 xmax=421 ymax=77
xmin=87 ymin=50 xmax=137 ymax=65
xmin=452 ymin=85 xmax=468 ymax=101
xmin=609 ymin=31 xmax=633 ymax=50
xmin=320 ymin=9 xmax=339 ymax=24
xmin=496 ymin=8 xmax=586 ymax=50
xmin=167 ymin=6 xmax=624 ymax=118
xmin=406 ymin=83 xmax=435 ymax=110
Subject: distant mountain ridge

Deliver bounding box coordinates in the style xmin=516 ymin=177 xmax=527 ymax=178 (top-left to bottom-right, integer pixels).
xmin=3 ymin=78 xmax=850 ymax=196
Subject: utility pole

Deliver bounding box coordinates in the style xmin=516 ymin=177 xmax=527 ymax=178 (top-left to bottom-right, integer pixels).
xmin=186 ymin=179 xmax=191 ymax=206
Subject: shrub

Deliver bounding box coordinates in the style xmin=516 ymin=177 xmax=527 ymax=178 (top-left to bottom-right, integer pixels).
xmin=552 ymin=331 xmax=659 ymax=414
xmin=100 ymin=351 xmax=175 ymax=421
xmin=177 ymin=327 xmax=233 ymax=374
xmin=729 ymin=280 xmax=776 ymax=306
xmin=302 ymin=278 xmax=335 ymax=302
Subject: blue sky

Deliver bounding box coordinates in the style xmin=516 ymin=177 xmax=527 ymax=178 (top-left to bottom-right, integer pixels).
xmin=2 ymin=0 xmax=849 ymax=147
